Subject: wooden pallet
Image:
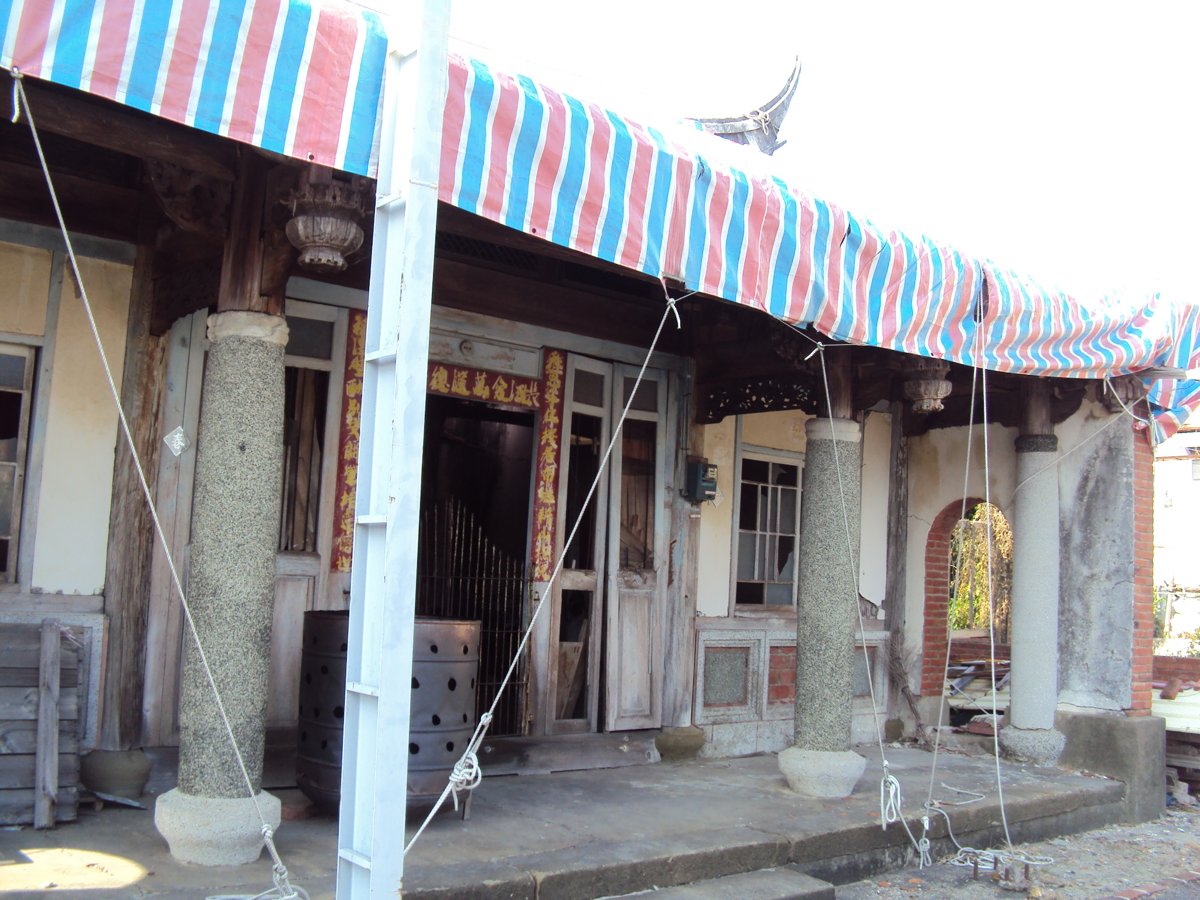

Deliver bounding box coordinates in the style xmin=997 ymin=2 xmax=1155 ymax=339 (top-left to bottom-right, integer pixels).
xmin=0 ymin=621 xmax=81 ymax=826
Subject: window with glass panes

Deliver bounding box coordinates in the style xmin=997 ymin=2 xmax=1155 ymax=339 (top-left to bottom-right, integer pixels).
xmin=0 ymin=344 xmax=34 ymax=581
xmin=735 ymin=457 xmax=799 ymax=606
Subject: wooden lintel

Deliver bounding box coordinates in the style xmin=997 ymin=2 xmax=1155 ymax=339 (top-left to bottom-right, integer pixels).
xmin=18 ymin=81 xmax=236 ymax=181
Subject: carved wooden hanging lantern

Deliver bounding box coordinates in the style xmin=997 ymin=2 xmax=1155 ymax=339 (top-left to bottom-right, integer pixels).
xmin=902 ymin=355 xmax=953 ymax=414
xmin=285 ymin=167 xmax=367 ymax=274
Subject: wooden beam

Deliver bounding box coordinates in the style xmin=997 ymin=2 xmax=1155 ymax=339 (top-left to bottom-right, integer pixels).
xmin=824 ymin=346 xmax=855 ymax=419
xmin=883 ymin=400 xmax=908 ymax=629
xmin=434 ymin=256 xmax=685 ymax=353
xmin=100 ymin=217 xmax=166 ymax=750
xmin=18 ymin=81 xmax=236 ymax=181
xmin=0 ymin=163 xmax=140 ymax=243
xmin=33 ymin=622 xmax=60 ymax=829
xmin=217 ymin=152 xmax=292 ymax=315
xmin=1021 ymin=377 xmax=1053 ymax=436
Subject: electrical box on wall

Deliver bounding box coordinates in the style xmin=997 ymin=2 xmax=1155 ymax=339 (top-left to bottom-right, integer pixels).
xmin=683 ymin=458 xmax=718 ymax=503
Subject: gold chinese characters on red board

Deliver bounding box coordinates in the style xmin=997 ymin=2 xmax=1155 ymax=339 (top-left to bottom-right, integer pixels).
xmin=427 ymin=362 xmax=541 ymax=410
xmin=531 ymin=350 xmax=566 ymax=581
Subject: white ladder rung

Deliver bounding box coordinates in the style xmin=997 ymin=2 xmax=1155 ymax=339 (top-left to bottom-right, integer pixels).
xmin=338 ymin=848 xmax=372 ymax=870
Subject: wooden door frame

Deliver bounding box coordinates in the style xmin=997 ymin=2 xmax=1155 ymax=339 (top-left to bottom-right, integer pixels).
xmin=140 ymin=300 xmax=348 ymax=745
xmin=543 ymin=354 xmax=611 ymax=735
xmin=604 ymin=362 xmax=669 ymax=731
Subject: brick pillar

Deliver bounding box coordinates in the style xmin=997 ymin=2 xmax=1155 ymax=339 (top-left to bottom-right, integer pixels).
xmin=1129 ymin=425 xmax=1155 ymax=717
xmin=920 ymin=499 xmax=984 ymax=696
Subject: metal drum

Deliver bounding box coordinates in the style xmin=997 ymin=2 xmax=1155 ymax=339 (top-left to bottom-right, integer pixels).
xmin=296 ymin=610 xmax=349 ymax=813
xmin=408 ymin=618 xmax=481 ymax=805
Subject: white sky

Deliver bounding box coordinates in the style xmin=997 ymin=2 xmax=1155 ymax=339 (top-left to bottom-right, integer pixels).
xmin=443 ymin=1 xmax=1198 ymax=306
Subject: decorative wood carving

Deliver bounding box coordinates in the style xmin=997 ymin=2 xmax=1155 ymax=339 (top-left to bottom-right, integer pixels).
xmin=695 ymin=374 xmax=820 ymax=424
xmin=146 ymin=160 xmax=230 ymax=237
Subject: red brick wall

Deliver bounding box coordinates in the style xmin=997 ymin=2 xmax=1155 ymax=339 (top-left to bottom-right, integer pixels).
xmin=1153 ymin=655 xmax=1200 ymax=683
xmin=920 ymin=498 xmax=986 ymax=695
xmin=949 ymin=638 xmax=1011 ymax=662
xmin=1129 ymin=425 xmax=1155 ymax=716
xmin=769 ymin=645 xmax=796 ymax=705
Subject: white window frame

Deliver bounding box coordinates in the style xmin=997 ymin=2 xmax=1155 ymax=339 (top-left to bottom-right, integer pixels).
xmin=0 ymin=341 xmax=36 ymax=585
xmin=729 ymin=428 xmax=804 ymax=616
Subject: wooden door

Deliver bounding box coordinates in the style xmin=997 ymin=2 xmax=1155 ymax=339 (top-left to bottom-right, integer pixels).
xmin=546 ymin=356 xmax=610 ymax=734
xmin=266 ymin=300 xmax=346 ymax=730
xmin=605 ymin=365 xmax=667 ymax=731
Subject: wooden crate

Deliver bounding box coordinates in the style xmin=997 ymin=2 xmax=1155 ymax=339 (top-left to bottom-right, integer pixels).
xmin=0 ymin=622 xmax=81 ymax=826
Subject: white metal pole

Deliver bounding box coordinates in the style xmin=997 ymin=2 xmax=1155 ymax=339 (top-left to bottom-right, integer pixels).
xmin=336 ymin=1 xmax=450 ymax=896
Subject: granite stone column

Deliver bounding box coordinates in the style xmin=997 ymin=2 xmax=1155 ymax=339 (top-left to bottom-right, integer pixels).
xmin=155 ymin=311 xmax=287 ymax=864
xmin=998 ymin=428 xmax=1066 ymax=765
xmin=778 ymin=416 xmax=867 ymax=797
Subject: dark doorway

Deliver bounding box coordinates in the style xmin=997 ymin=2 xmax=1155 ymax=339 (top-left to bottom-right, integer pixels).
xmin=417 ymin=396 xmax=535 ymax=736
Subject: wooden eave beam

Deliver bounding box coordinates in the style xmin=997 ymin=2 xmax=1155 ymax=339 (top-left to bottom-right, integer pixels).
xmin=434 ymin=255 xmax=686 ymax=353
xmin=0 ymin=160 xmax=141 ymax=242
xmin=18 ymin=80 xmax=237 ymax=181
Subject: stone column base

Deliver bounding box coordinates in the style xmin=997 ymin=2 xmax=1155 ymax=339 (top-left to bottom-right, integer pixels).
xmin=155 ymin=789 xmax=281 ymax=866
xmin=778 ymin=746 xmax=866 ymax=798
xmin=998 ymin=724 xmax=1066 ymax=766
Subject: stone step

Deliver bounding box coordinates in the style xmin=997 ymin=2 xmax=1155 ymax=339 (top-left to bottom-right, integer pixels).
xmin=611 ymin=866 xmax=835 ymax=899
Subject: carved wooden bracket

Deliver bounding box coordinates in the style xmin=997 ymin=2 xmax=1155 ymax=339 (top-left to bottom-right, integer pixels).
xmin=145 ymin=160 xmax=231 ymax=237
xmin=695 ymin=374 xmax=820 ymax=424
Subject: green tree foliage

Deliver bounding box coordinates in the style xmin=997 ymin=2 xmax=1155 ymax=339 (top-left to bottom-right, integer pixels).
xmin=947 ymin=503 xmax=1013 ymax=642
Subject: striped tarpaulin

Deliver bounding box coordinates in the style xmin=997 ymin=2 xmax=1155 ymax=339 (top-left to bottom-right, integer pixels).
xmin=0 ymin=0 xmax=387 ymax=176
xmin=439 ymin=54 xmax=1200 ymax=440
xmin=2 ymin=4 xmax=1196 ymax=437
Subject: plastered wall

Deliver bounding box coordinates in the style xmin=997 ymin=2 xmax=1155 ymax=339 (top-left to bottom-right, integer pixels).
xmin=30 ymin=258 xmax=131 ymax=594
xmin=696 ymin=417 xmax=736 ymax=616
xmin=695 ymin=409 xmax=892 ymax=618
xmin=903 ymin=422 xmax=1017 ymax=661
xmin=0 ymin=241 xmax=51 ymax=335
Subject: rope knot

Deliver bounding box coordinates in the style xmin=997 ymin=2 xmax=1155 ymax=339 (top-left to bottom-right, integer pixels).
xmin=448 ymin=750 xmax=483 ymax=811
xmin=10 ymin=67 xmax=23 ymax=125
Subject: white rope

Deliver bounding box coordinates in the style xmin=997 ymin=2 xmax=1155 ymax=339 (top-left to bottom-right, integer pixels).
xmin=924 ymin=803 xmax=1053 ymax=871
xmin=403 ymin=287 xmax=685 ymax=856
xmin=977 ymin=360 xmax=1016 ymax=852
xmin=9 ymin=69 xmax=301 ymax=899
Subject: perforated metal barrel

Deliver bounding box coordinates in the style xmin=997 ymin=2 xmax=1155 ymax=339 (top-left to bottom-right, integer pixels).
xmin=296 ymin=610 xmax=349 ymax=813
xmin=408 ymin=618 xmax=481 ymax=804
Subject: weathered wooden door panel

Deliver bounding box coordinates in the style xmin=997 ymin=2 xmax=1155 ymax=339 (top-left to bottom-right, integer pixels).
xmin=605 ymin=367 xmax=666 ymax=732
xmin=610 ymin=583 xmax=655 ymax=722
xmin=267 ymin=564 xmax=317 ymax=728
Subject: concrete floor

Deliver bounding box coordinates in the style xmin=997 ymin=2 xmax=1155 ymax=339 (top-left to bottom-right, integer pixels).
xmin=0 ymin=746 xmax=1126 ymax=899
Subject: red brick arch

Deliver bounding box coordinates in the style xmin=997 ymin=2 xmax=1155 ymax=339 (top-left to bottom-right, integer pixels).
xmin=920 ymin=497 xmax=986 ymax=695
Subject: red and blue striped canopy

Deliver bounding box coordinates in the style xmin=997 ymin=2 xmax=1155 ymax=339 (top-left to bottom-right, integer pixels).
xmin=0 ymin=0 xmax=387 ymax=175
xmin=3 ymin=1 xmax=1196 ymax=438
xmin=439 ymin=54 xmax=1200 ymax=440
